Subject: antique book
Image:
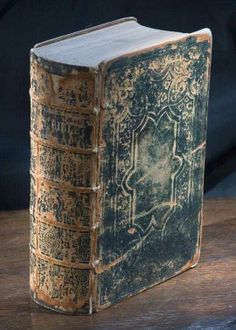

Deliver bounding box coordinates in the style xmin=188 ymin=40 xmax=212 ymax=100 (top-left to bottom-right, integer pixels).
xmin=29 ymin=17 xmax=212 ymax=314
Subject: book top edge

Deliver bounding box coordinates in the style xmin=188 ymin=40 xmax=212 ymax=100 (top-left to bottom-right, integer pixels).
xmin=31 ymin=18 xmax=211 ymax=69
xmin=34 ymin=17 xmax=138 ymax=48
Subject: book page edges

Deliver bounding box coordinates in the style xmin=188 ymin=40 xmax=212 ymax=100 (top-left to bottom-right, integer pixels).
xmin=98 ymin=28 xmax=212 ymax=72
xmin=34 ymin=17 xmax=137 ymax=48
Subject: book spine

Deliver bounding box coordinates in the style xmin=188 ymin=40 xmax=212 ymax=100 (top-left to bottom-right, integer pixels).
xmin=29 ymin=53 xmax=101 ymax=314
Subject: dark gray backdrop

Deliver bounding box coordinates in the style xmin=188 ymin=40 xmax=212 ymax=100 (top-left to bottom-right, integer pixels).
xmin=0 ymin=0 xmax=235 ymax=210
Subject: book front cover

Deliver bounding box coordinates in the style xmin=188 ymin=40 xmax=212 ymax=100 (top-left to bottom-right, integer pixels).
xmin=96 ymin=33 xmax=212 ymax=308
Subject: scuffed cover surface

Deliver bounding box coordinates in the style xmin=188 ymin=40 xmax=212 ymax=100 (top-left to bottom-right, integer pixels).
xmin=97 ymin=35 xmax=211 ymax=307
xmin=29 ymin=55 xmax=98 ymax=314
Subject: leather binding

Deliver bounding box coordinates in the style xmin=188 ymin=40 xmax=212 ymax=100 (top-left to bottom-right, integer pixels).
xmin=29 ymin=17 xmax=212 ymax=314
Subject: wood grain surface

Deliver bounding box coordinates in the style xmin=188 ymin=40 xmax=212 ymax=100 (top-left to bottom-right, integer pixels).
xmin=0 ymin=199 xmax=236 ymax=329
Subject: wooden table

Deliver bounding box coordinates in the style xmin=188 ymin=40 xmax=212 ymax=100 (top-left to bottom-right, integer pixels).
xmin=0 ymin=199 xmax=236 ymax=329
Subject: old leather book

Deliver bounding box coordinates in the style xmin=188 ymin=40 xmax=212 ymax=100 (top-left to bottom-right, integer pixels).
xmin=29 ymin=17 xmax=212 ymax=314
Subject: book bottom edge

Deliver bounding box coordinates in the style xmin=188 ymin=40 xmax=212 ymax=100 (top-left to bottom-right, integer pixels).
xmin=95 ymin=252 xmax=200 ymax=311
xmin=30 ymin=248 xmax=201 ymax=314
